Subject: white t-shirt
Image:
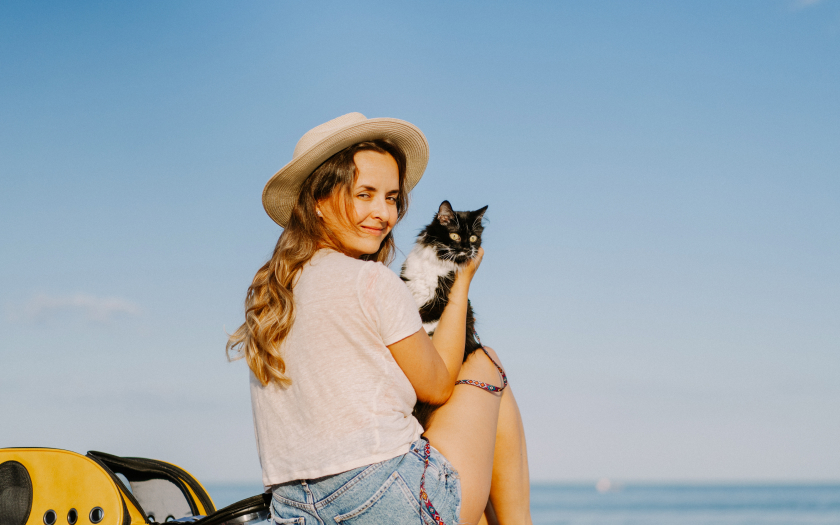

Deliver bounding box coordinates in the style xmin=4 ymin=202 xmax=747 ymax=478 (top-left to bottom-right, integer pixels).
xmin=250 ymin=249 xmax=424 ymax=486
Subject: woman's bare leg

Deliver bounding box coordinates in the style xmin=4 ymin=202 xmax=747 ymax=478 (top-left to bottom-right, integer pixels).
xmin=487 ymin=385 xmax=531 ymax=524
xmin=476 ymin=501 xmax=499 ymax=525
xmin=424 ymin=347 xmax=531 ymax=524
xmin=425 ymin=348 xmax=501 ymax=523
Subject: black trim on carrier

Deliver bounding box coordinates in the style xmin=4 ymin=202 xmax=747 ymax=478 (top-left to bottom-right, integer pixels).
xmin=196 ymin=494 xmax=270 ymax=525
xmin=85 ymin=453 xmax=146 ymax=525
xmin=87 ymin=452 xmax=215 ymax=516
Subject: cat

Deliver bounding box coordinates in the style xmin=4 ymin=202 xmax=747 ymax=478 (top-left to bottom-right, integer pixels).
xmin=400 ymin=200 xmax=488 ymax=427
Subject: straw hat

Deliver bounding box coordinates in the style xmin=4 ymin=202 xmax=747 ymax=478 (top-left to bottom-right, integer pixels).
xmin=262 ymin=112 xmax=429 ymax=227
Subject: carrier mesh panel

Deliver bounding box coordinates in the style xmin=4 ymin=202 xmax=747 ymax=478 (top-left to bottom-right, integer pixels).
xmin=130 ymin=479 xmax=192 ymax=522
xmin=0 ymin=461 xmax=33 ymax=525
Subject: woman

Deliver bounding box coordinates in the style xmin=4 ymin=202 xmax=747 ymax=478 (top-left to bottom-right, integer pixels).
xmin=228 ymin=113 xmax=532 ymax=525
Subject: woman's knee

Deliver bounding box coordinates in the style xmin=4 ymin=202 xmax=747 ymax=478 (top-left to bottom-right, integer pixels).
xmin=460 ymin=345 xmax=504 ymax=385
xmin=481 ymin=345 xmax=502 ymax=367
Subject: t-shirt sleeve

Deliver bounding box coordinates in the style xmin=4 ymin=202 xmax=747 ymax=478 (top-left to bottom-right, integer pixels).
xmin=359 ymin=262 xmax=423 ymax=346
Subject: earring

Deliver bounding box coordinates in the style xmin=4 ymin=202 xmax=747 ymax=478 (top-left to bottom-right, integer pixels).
xmin=316 ymin=209 xmax=323 ymax=217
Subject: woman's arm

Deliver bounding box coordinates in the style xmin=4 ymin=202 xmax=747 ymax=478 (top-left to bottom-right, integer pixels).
xmin=388 ymin=247 xmax=484 ymax=405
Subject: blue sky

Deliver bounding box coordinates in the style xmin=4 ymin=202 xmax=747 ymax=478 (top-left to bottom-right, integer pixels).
xmin=1 ymin=1 xmax=838 ymax=484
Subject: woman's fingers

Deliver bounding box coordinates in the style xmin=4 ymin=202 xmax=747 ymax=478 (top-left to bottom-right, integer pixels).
xmin=473 ymin=246 xmax=485 ymax=268
xmin=459 ymin=246 xmax=484 ymax=280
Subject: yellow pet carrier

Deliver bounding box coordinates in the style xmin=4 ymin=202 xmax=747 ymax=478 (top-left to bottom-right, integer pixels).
xmin=0 ymin=448 xmax=268 ymax=525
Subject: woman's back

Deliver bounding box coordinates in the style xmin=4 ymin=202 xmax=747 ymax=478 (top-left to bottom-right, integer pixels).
xmin=250 ymin=249 xmax=424 ymax=486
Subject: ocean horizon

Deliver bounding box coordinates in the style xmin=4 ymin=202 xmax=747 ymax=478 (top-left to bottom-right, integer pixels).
xmin=205 ymin=482 xmax=840 ymax=524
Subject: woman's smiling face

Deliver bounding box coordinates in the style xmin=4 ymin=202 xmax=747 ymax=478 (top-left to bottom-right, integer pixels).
xmin=318 ymin=150 xmax=400 ymax=258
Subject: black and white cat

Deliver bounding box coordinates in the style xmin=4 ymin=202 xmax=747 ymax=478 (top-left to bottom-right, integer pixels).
xmin=400 ymin=200 xmax=488 ymax=363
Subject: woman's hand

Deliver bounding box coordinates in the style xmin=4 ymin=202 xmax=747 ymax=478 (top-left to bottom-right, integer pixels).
xmin=454 ymin=246 xmax=484 ymax=286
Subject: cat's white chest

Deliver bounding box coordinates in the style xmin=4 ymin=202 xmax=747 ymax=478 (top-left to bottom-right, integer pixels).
xmin=401 ymin=244 xmax=458 ymax=309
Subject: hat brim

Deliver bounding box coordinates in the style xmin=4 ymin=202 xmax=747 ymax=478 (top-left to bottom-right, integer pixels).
xmin=262 ymin=117 xmax=429 ymax=228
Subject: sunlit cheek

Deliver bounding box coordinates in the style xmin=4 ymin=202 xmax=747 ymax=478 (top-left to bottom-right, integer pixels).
xmin=352 ymin=201 xmax=368 ymax=224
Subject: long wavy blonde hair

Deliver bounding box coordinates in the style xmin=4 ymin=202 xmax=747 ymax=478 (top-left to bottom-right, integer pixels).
xmin=226 ymin=139 xmax=409 ymax=386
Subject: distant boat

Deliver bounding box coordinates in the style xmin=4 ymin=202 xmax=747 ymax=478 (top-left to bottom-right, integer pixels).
xmin=596 ymin=477 xmax=612 ymax=493
xmin=596 ymin=477 xmax=623 ymax=493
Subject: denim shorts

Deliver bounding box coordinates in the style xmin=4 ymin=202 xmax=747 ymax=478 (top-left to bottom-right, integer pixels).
xmin=270 ymin=438 xmax=461 ymax=525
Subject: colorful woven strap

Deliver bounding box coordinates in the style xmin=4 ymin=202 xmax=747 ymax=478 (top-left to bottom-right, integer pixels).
xmin=418 ymin=437 xmax=446 ymax=525
xmin=454 ymin=331 xmax=508 ymax=393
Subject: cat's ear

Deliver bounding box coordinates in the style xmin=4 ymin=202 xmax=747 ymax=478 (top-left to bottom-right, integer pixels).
xmin=437 ymin=200 xmax=455 ymax=225
xmin=473 ymin=205 xmax=488 ymax=223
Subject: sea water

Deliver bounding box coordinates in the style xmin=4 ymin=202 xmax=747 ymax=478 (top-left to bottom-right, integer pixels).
xmin=205 ymin=483 xmax=840 ymax=524
xmin=531 ymin=484 xmax=840 ymax=525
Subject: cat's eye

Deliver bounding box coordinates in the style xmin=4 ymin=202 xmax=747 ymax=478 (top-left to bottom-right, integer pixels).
xmin=469 ymin=235 xmax=478 ymax=242
xmin=449 ymin=233 xmax=461 ymax=241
